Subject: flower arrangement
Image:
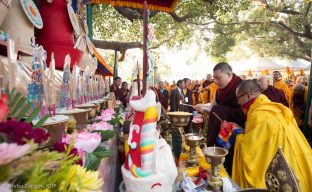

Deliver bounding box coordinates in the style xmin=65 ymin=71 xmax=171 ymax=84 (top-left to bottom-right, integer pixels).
xmin=0 ymin=90 xmax=105 ymax=191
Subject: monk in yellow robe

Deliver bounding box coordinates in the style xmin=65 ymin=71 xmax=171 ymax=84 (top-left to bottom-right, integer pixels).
xmin=209 ymin=82 xmax=218 ymax=102
xmin=289 ymin=84 xmax=308 ymax=128
xmin=273 ymin=71 xmax=291 ymax=105
xmin=233 ymin=80 xmax=312 ymax=191
xmin=199 ymin=74 xmax=214 ymax=104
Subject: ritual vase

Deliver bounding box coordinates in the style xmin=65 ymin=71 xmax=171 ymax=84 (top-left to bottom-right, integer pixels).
xmin=36 ymin=0 xmax=83 ymax=69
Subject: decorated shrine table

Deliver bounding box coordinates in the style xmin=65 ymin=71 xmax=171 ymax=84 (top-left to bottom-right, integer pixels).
xmin=98 ymin=125 xmax=121 ymax=192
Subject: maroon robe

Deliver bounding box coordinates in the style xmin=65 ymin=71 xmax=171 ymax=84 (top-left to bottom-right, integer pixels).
xmin=115 ymin=88 xmax=129 ymax=107
xmin=207 ymin=73 xmax=245 ymax=175
xmin=262 ymin=85 xmax=288 ymax=107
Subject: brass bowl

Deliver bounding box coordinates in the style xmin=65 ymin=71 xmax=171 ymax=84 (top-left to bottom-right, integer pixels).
xmin=166 ymin=112 xmax=192 ymax=127
xmin=76 ymin=103 xmax=98 ymax=120
xmin=185 ymin=133 xmax=203 ymax=148
xmin=39 ymin=115 xmax=70 ymax=147
xmin=56 ymin=109 xmax=91 ymax=129
xmin=203 ymin=147 xmax=228 ymax=165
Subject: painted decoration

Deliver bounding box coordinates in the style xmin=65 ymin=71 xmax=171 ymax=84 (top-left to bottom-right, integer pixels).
xmin=67 ymin=3 xmax=80 ymax=35
xmin=20 ymin=0 xmax=43 ymax=29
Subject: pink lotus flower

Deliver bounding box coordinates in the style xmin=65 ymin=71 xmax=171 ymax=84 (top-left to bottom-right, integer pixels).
xmin=0 ymin=182 xmax=11 ymax=192
xmin=96 ymin=113 xmax=114 ymax=122
xmin=102 ymin=108 xmax=115 ymax=115
xmin=0 ymin=143 xmax=31 ymax=165
xmin=115 ymin=100 xmax=121 ymax=105
xmin=192 ymin=117 xmax=203 ymax=124
xmin=90 ymin=121 xmax=113 ymax=131
xmin=63 ymin=132 xmax=101 ymax=153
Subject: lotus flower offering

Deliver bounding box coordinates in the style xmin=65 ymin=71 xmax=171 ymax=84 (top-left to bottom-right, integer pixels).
xmin=90 ymin=121 xmax=113 ymax=131
xmin=0 ymin=143 xmax=31 ymax=166
xmin=62 ymin=131 xmax=101 ymax=153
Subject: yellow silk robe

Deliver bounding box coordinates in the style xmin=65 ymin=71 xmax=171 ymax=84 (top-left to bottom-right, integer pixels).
xmin=232 ymin=94 xmax=312 ymax=191
xmin=209 ymin=83 xmax=218 ymax=102
xmin=274 ymin=80 xmax=291 ymax=105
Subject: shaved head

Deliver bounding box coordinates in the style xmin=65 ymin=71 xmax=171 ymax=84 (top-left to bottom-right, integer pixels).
xmin=236 ymin=80 xmax=261 ymax=97
xmin=258 ymin=76 xmax=269 ymax=91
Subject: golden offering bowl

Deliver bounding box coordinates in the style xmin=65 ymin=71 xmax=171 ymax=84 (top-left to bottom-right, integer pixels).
xmin=76 ymin=103 xmax=98 ymax=120
xmin=56 ymin=108 xmax=91 ymax=129
xmin=185 ymin=133 xmax=204 ymax=166
xmin=166 ymin=112 xmax=192 ymax=127
xmin=66 ymin=116 xmax=77 ymax=133
xmin=167 ymin=112 xmax=193 ymax=152
xmin=39 ymin=115 xmax=70 ymax=147
xmin=203 ymin=147 xmax=229 ymax=191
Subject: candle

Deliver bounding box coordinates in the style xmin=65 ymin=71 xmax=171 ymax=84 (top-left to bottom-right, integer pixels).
xmin=7 ymin=39 xmax=17 ymax=92
xmin=50 ymin=53 xmax=56 ymax=106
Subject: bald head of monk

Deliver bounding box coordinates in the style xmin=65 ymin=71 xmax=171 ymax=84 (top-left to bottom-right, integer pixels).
xmin=236 ymin=80 xmax=261 ymax=107
xmin=258 ymin=76 xmax=269 ymax=91
xmin=213 ymin=62 xmax=233 ymax=89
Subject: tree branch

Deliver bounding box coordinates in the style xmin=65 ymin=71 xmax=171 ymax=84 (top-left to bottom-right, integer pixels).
xmin=168 ymin=12 xmax=191 ymax=22
xmin=93 ymin=40 xmax=143 ymax=51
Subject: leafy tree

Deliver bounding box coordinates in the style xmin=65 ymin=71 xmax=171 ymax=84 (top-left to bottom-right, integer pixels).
xmin=92 ymin=0 xmax=312 ymax=62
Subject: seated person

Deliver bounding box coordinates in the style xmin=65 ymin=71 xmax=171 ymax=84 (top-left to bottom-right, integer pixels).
xmin=232 ymin=80 xmax=312 ymax=191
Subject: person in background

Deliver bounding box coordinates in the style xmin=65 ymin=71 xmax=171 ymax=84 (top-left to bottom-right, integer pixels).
xmin=302 ymin=74 xmax=309 ymax=86
xmin=273 ymin=71 xmax=291 ymax=103
xmin=199 ymin=74 xmax=214 ymax=104
xmin=170 ymin=80 xmax=185 ymax=112
xmin=258 ymin=76 xmax=288 ymax=107
xmin=158 ymin=81 xmax=169 ymax=111
xmin=110 ymin=76 xmax=121 ymax=92
xmin=289 ymin=83 xmax=308 ymax=130
xmin=233 ymin=80 xmax=312 ymax=191
xmin=286 ymin=79 xmax=294 ymax=90
xmin=192 ymin=80 xmax=201 ymax=105
xmin=182 ymin=78 xmax=193 ymax=113
xmin=115 ymin=81 xmax=129 ymax=107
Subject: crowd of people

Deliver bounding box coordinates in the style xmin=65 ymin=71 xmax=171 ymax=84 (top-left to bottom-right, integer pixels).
xmin=110 ymin=62 xmax=312 ymax=191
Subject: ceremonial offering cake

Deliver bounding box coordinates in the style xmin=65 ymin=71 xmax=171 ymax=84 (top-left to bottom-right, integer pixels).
xmin=122 ymin=90 xmax=177 ymax=192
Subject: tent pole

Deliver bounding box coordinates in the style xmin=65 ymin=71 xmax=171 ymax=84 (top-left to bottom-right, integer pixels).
xmin=142 ymin=1 xmax=148 ymax=96
xmin=303 ymin=49 xmax=312 ymax=144
xmin=87 ymin=4 xmax=93 ymax=40
xmin=113 ymin=50 xmax=118 ymax=78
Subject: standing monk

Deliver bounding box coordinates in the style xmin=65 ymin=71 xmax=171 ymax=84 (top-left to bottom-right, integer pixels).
xmin=192 ymin=80 xmax=200 ymax=105
xmin=195 ymin=62 xmax=246 ymax=175
xmin=233 ymin=80 xmax=312 ymax=191
xmin=199 ymin=74 xmax=214 ymax=104
xmin=273 ymin=71 xmax=291 ymax=103
xmin=182 ymin=78 xmax=193 ymax=113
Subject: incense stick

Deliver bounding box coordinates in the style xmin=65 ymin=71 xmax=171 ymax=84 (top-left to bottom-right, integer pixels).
xmin=212 ymin=112 xmax=223 ymax=122
xmin=180 ymin=103 xmax=194 ymax=108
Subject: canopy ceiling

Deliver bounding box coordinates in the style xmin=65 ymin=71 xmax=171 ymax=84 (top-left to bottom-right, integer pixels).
xmin=88 ymin=0 xmax=179 ymax=12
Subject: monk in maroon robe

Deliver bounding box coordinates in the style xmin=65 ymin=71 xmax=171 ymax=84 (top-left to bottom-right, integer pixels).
xmin=258 ymin=76 xmax=288 ymax=107
xmin=195 ymin=62 xmax=246 ymax=175
xmin=115 ymin=81 xmax=129 ymax=107
xmin=110 ymin=76 xmax=121 ymax=92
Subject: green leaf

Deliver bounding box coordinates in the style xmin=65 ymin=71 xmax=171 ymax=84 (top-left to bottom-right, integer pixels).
xmin=11 ymin=92 xmax=21 ymax=107
xmin=84 ymin=153 xmax=101 ymax=171
xmin=0 ymin=165 xmax=10 ymax=182
xmin=11 ymin=97 xmax=26 ymax=116
xmin=92 ymin=130 xmax=115 ymax=142
xmin=34 ymin=114 xmax=50 ymax=128
xmin=25 ymin=107 xmax=41 ymax=123
xmin=92 ymin=146 xmax=113 ymax=158
xmin=8 ymin=88 xmax=16 ymax=103
xmin=16 ymin=102 xmax=32 ymax=120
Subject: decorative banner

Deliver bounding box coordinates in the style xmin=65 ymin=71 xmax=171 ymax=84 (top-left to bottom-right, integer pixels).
xmin=27 ymin=39 xmax=47 ymax=116
xmin=20 ymin=0 xmax=43 ymax=29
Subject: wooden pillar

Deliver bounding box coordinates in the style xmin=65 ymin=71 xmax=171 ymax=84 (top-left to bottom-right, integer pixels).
xmin=87 ymin=4 xmax=93 ymax=40
xmin=113 ymin=50 xmax=118 ymax=78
